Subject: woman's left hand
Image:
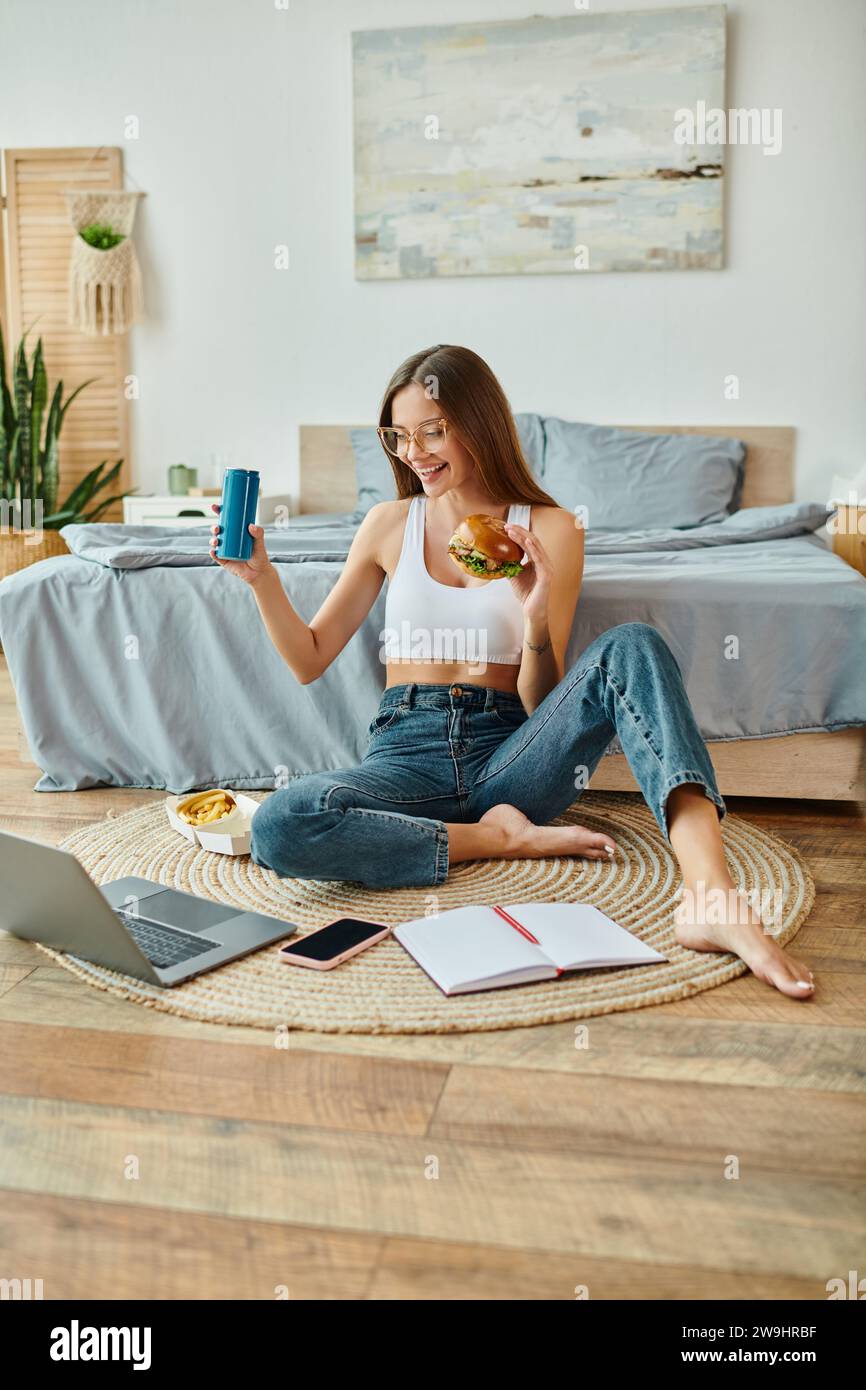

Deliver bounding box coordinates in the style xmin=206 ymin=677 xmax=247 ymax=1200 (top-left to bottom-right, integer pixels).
xmin=503 ymin=523 xmax=552 ymax=625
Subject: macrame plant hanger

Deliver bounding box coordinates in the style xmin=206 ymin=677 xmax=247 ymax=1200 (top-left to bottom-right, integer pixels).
xmin=63 ymin=170 xmax=145 ymax=335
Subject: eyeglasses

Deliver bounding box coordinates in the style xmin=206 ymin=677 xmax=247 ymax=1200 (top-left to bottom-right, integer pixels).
xmin=377 ymin=418 xmax=449 ymax=459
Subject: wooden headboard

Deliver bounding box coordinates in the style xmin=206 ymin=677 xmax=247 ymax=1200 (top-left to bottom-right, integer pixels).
xmin=298 ymin=424 xmax=795 ymax=515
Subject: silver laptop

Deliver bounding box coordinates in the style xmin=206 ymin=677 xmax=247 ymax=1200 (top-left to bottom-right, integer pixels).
xmin=0 ymin=830 xmax=298 ymax=986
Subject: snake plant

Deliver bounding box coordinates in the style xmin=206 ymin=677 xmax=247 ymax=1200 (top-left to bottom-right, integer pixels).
xmin=0 ymin=324 xmax=134 ymax=528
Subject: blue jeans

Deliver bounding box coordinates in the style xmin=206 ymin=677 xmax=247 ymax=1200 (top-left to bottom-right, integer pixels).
xmin=251 ymin=622 xmax=725 ymax=889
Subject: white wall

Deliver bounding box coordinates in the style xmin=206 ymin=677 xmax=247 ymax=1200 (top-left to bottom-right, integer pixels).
xmin=1 ymin=0 xmax=863 ymax=505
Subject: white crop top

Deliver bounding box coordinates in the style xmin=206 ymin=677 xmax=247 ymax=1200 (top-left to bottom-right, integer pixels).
xmin=382 ymin=496 xmax=531 ymax=666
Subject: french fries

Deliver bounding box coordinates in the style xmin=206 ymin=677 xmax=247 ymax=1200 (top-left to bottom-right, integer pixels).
xmin=176 ymin=789 xmax=237 ymax=826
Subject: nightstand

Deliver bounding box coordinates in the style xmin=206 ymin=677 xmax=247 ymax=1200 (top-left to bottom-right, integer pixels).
xmin=123 ymin=495 xmax=218 ymax=527
xmin=832 ymin=505 xmax=866 ymax=580
xmin=122 ymin=494 xmax=292 ymax=528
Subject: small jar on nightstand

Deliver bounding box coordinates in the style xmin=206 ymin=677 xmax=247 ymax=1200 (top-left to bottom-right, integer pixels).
xmin=831 ymin=505 xmax=866 ymax=579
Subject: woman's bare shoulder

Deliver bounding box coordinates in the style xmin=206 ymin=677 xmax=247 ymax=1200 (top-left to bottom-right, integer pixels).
xmin=353 ymin=497 xmax=412 ymax=568
xmin=529 ymin=503 xmax=581 ymax=534
xmin=364 ymin=497 xmax=411 ymax=520
xmin=529 ymin=504 xmax=583 ymax=566
xmin=356 ymin=497 xmax=411 ymax=537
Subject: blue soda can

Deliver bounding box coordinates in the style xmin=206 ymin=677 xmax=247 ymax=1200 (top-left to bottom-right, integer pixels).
xmin=216 ymin=469 xmax=260 ymax=561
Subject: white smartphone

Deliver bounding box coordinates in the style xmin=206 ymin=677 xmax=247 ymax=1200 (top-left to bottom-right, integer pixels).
xmin=277 ymin=917 xmax=390 ymax=970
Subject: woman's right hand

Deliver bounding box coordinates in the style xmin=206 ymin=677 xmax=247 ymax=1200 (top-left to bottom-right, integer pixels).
xmin=209 ymin=504 xmax=275 ymax=587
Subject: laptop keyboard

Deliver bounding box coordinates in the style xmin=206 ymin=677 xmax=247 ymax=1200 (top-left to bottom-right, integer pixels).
xmin=116 ymin=911 xmax=221 ymax=969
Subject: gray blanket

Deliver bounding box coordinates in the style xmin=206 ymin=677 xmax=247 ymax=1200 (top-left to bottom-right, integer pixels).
xmin=1 ymin=503 xmax=864 ymax=792
xmin=60 ymin=501 xmax=832 ymax=566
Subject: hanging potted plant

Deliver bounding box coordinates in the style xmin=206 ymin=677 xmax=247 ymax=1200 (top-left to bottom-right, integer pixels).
xmin=65 ymin=189 xmax=144 ymax=336
xmin=0 ymin=324 xmax=135 ymax=580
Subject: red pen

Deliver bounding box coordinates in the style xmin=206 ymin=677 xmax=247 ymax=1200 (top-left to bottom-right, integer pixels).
xmin=493 ymin=903 xmax=540 ymax=945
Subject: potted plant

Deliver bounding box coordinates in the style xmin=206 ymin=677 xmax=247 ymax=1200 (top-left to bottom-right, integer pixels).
xmin=0 ymin=324 xmax=135 ymax=580
xmin=78 ymin=221 xmax=126 ymax=250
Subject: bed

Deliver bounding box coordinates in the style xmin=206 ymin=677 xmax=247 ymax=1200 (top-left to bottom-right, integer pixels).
xmin=296 ymin=423 xmax=866 ymax=802
xmin=1 ymin=424 xmax=865 ymax=800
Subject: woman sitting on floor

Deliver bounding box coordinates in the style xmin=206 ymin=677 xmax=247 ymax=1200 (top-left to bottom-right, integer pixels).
xmin=211 ymin=343 xmax=814 ymax=1001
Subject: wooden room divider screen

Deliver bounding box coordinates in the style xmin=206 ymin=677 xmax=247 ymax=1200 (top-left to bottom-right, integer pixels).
xmin=0 ymin=146 xmax=131 ymax=519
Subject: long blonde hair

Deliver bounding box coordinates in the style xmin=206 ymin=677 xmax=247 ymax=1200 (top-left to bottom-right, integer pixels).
xmin=378 ymin=344 xmax=558 ymax=507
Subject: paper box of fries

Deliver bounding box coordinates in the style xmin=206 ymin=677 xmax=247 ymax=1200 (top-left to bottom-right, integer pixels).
xmin=164 ymin=788 xmax=260 ymax=856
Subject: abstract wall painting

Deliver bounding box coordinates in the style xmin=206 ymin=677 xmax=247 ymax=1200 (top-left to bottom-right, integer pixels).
xmin=353 ymin=5 xmax=726 ymax=279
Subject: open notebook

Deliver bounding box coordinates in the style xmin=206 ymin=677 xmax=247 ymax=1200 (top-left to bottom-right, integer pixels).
xmin=393 ymin=902 xmax=667 ymax=996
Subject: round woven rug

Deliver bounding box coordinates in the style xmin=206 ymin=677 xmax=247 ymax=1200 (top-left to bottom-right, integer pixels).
xmin=47 ymin=793 xmax=814 ymax=1034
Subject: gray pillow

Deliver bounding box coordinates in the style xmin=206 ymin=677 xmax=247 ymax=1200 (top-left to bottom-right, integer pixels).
xmin=349 ymin=428 xmax=395 ymax=518
xmin=350 ymin=412 xmax=546 ymax=518
xmin=513 ymin=412 xmax=545 ymax=479
xmin=541 ymin=419 xmax=746 ymax=530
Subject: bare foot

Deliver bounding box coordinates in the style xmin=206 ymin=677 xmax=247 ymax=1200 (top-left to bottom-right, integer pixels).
xmin=479 ymin=803 xmax=616 ymax=861
xmin=674 ymin=880 xmax=815 ymax=999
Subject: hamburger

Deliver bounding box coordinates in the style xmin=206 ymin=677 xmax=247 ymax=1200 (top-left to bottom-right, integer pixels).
xmin=448 ymin=514 xmax=525 ymax=581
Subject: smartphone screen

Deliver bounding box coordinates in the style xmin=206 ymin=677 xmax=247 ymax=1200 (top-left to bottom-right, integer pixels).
xmin=281 ymin=918 xmax=385 ymax=962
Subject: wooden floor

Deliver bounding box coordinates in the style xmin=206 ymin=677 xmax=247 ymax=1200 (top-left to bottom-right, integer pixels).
xmin=1 ymin=655 xmax=864 ymax=1300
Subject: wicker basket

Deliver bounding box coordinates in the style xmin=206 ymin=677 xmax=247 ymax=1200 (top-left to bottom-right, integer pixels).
xmin=0 ymin=528 xmax=68 ymax=581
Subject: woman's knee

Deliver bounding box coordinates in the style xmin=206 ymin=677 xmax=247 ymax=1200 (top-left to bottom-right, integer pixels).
xmin=608 ymin=619 xmax=666 ymax=646
xmin=603 ymin=621 xmax=678 ymax=668
xmin=250 ymin=774 xmax=332 ymax=876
